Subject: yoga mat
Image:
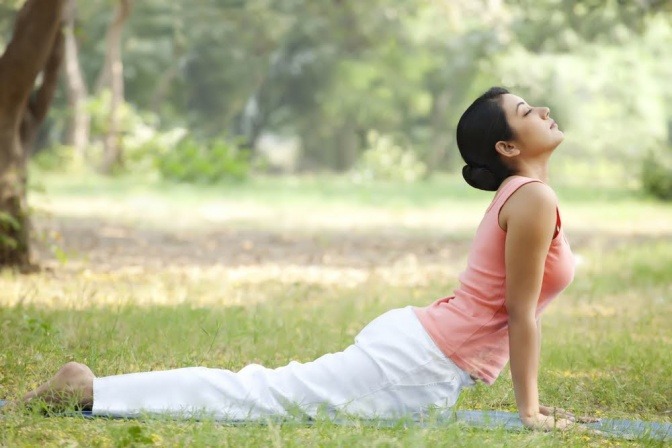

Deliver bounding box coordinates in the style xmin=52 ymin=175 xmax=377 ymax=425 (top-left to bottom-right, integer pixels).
xmin=1 ymin=400 xmax=669 ymax=441
xmin=447 ymin=410 xmax=671 ymax=441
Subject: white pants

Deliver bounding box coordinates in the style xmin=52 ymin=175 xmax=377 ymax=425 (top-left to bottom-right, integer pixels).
xmin=92 ymin=307 xmax=474 ymax=420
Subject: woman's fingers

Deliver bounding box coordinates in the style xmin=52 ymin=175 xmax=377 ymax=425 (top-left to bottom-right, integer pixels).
xmin=523 ymin=412 xmax=605 ymax=434
xmin=552 ymin=417 xmax=574 ymax=430
xmin=539 ymin=404 xmax=601 ymax=423
xmin=554 ymin=407 xmax=575 ymax=421
xmin=522 ymin=413 xmax=575 ymax=431
xmin=539 ymin=405 xmax=575 ymax=420
xmin=544 ymin=417 xmax=605 ymax=434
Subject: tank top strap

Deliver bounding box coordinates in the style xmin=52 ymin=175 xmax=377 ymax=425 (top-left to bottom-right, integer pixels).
xmin=486 ymin=176 xmax=543 ymax=214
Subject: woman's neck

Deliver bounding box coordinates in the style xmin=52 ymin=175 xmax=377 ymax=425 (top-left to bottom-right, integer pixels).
xmin=513 ymin=159 xmax=550 ymax=183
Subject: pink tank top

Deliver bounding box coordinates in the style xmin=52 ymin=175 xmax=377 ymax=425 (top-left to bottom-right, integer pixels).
xmin=414 ymin=176 xmax=575 ymax=384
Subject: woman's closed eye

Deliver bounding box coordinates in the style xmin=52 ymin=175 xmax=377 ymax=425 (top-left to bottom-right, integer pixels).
xmin=524 ymin=108 xmax=533 ymax=117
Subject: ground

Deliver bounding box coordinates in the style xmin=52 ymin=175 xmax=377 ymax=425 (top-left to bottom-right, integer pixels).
xmin=1 ymin=174 xmax=671 ymax=447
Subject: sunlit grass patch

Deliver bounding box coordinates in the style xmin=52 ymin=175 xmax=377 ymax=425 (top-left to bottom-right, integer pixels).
xmin=573 ymin=239 xmax=672 ymax=294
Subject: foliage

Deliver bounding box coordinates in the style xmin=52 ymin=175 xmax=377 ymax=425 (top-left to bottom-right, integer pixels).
xmin=155 ymin=137 xmax=250 ymax=184
xmin=641 ymin=147 xmax=672 ymax=201
xmin=490 ymin=15 xmax=672 ymax=186
xmin=350 ymin=131 xmax=427 ymax=183
xmin=0 ymin=211 xmax=21 ymax=251
xmin=7 ymin=0 xmax=671 ymax=184
xmin=508 ymin=0 xmax=672 ymax=51
xmin=31 ymin=145 xmax=81 ymax=172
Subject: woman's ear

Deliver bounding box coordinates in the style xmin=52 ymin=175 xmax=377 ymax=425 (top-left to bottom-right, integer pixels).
xmin=495 ymin=141 xmax=520 ymax=159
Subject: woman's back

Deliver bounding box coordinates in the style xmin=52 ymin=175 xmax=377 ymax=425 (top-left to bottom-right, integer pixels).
xmin=414 ymin=176 xmax=575 ymax=384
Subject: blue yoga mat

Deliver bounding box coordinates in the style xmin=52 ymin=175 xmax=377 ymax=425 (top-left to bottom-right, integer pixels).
xmin=1 ymin=400 xmax=669 ymax=441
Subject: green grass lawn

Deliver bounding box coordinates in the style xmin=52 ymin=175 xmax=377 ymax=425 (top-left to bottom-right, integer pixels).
xmin=1 ymin=173 xmax=671 ymax=447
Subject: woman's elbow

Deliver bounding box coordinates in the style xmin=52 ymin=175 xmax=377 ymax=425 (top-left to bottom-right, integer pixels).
xmin=507 ymin=309 xmax=537 ymax=327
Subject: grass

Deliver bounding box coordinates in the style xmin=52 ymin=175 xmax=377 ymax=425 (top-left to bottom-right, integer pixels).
xmin=31 ymin=170 xmax=648 ymax=209
xmin=1 ymin=173 xmax=671 ymax=447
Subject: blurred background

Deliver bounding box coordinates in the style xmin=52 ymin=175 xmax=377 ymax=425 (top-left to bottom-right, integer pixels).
xmin=2 ymin=0 xmax=672 ymax=190
xmin=1 ymin=7 xmax=672 ymax=440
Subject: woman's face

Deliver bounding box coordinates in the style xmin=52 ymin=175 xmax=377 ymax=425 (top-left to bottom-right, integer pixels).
xmin=499 ymin=93 xmax=564 ymax=156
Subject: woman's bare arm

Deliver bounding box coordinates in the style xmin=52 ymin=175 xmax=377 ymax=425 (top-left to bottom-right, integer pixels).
xmin=500 ymin=182 xmax=570 ymax=430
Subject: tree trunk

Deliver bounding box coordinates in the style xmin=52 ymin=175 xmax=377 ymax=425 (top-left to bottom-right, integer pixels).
xmin=335 ymin=120 xmax=358 ymax=172
xmin=63 ymin=0 xmax=90 ymax=161
xmin=100 ymin=0 xmax=132 ymax=175
xmin=150 ymin=14 xmax=185 ymax=113
xmin=149 ymin=64 xmax=178 ymax=112
xmin=0 ymin=0 xmax=65 ymax=268
xmin=426 ymin=89 xmax=452 ymax=174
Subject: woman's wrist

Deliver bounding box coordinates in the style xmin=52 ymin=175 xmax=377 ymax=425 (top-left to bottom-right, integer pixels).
xmin=518 ymin=407 xmax=539 ymax=420
xmin=517 ymin=396 xmax=541 ymax=420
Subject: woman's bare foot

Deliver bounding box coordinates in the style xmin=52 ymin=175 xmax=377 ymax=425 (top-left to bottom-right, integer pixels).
xmin=21 ymin=362 xmax=95 ymax=411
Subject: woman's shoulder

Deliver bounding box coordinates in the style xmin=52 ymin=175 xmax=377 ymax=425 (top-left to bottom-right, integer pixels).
xmin=499 ymin=176 xmax=557 ymax=205
xmin=512 ymin=179 xmax=556 ymax=202
xmin=498 ymin=177 xmax=557 ymax=229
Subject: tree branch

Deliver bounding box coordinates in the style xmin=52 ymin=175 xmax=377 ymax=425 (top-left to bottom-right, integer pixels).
xmin=29 ymin=30 xmax=65 ymax=125
xmin=96 ymin=0 xmax=133 ymax=93
xmin=0 ymin=0 xmax=66 ymax=120
xmin=20 ymin=29 xmax=65 ymax=150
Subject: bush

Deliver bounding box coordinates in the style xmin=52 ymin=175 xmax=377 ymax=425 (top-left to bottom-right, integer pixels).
xmin=155 ymin=137 xmax=250 ymax=184
xmin=350 ymin=130 xmax=427 ymax=183
xmin=31 ymin=145 xmax=82 ymax=172
xmin=641 ymin=148 xmax=672 ymax=200
xmin=124 ymin=127 xmax=187 ymax=176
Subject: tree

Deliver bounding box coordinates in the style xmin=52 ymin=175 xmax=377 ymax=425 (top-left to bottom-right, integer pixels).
xmin=0 ymin=0 xmax=65 ymax=268
xmin=62 ymin=0 xmax=91 ymax=161
xmin=508 ymin=0 xmax=672 ymax=52
xmin=25 ymin=0 xmax=672 ymax=178
xmin=99 ymin=0 xmax=133 ymax=174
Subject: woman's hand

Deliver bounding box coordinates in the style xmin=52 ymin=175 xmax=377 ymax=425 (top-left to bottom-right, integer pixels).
xmin=539 ymin=404 xmax=600 ymax=423
xmin=521 ymin=412 xmax=575 ymax=431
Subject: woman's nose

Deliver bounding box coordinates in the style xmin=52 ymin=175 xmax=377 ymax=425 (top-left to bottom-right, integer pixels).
xmin=541 ymin=107 xmax=551 ymax=118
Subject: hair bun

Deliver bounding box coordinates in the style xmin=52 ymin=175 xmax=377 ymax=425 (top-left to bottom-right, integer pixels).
xmin=462 ymin=165 xmax=500 ymax=191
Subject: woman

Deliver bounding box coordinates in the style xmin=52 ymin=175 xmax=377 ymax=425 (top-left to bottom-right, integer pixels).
xmin=8 ymin=87 xmax=585 ymax=431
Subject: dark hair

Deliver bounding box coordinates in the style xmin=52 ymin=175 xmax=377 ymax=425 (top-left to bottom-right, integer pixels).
xmin=456 ymin=87 xmax=515 ymax=191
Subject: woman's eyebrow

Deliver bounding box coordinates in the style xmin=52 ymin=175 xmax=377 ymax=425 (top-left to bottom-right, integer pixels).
xmin=515 ymin=101 xmax=526 ymax=114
